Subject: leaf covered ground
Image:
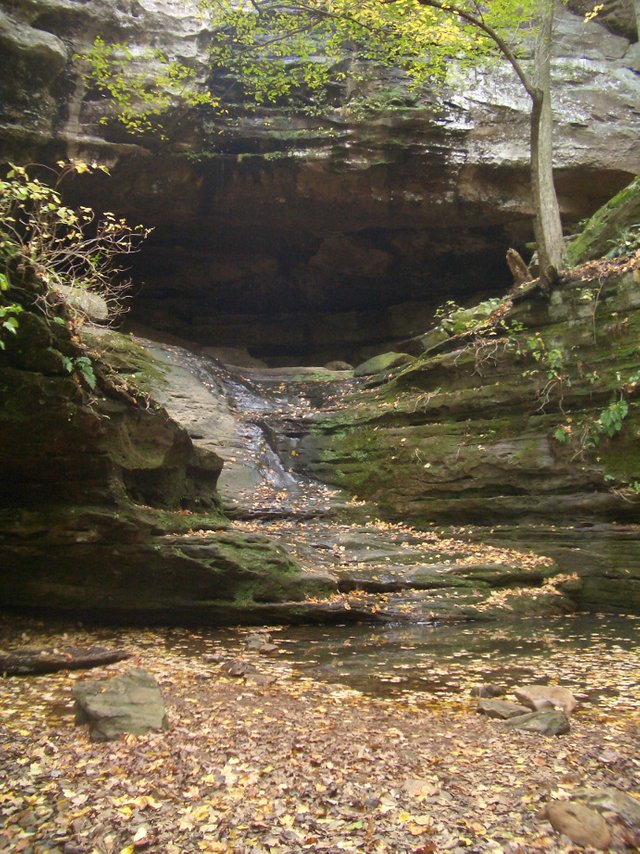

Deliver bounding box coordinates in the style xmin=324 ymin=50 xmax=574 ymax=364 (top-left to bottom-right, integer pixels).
xmin=0 ymin=616 xmax=638 ymax=854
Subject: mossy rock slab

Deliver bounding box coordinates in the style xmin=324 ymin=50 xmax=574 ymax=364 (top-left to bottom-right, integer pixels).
xmin=354 ymin=352 xmax=413 ymax=377
xmin=566 ymin=176 xmax=640 ymax=265
xmin=0 ymin=519 xmax=338 ymax=624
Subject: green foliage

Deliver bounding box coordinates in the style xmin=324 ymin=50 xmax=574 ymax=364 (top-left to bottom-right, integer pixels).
xmin=75 ymin=37 xmax=219 ymax=137
xmin=526 ymin=334 xmax=566 ymax=381
xmin=553 ymin=424 xmax=571 ymax=444
xmin=597 ymin=397 xmax=629 ymax=438
xmin=62 ymin=355 xmax=97 ymax=390
xmin=202 ymin=0 xmax=542 ymax=113
xmin=0 ymin=162 xmax=151 ymax=323
xmin=606 ymin=224 xmax=640 ymax=260
xmin=552 ymin=389 xmax=633 ymax=459
xmin=0 ymin=271 xmax=22 ymax=349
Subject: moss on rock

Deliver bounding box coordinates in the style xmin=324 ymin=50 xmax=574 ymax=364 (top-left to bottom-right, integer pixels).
xmin=567 ymin=176 xmax=640 ymax=265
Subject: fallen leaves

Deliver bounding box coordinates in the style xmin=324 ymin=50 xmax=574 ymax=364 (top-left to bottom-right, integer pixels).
xmin=0 ymin=615 xmax=638 ymax=853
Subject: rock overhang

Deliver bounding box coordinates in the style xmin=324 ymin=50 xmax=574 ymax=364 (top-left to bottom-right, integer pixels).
xmin=0 ymin=0 xmax=639 ymax=362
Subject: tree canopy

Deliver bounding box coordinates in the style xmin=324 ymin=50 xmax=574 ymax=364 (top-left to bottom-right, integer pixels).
xmin=206 ymin=0 xmax=545 ymax=110
xmin=204 ymin=0 xmax=573 ymax=277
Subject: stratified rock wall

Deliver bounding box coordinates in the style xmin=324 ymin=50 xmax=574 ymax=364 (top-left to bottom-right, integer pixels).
xmin=0 ymin=0 xmax=638 ymax=361
xmin=0 ymin=276 xmax=332 ymax=622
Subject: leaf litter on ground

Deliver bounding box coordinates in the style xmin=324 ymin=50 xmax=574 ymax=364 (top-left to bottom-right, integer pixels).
xmin=0 ymin=615 xmax=638 ymax=853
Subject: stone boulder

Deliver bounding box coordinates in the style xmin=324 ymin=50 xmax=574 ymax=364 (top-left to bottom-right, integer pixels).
xmin=245 ymin=633 xmax=278 ymax=653
xmin=503 ymin=709 xmax=571 ymax=736
xmin=477 ymin=699 xmax=531 ymax=720
xmin=354 ymin=352 xmax=413 ymax=378
xmin=545 ymin=800 xmax=611 ymax=850
xmin=73 ymin=668 xmax=168 ymax=741
xmin=51 ymin=284 xmax=109 ymax=323
xmin=514 ymin=685 xmax=578 ymax=714
xmin=572 ymin=787 xmax=640 ymax=828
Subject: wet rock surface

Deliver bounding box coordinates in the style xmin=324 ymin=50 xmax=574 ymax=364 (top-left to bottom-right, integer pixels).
xmin=3 ymin=288 xmax=637 ymax=621
xmin=292 ymin=257 xmax=640 ymax=608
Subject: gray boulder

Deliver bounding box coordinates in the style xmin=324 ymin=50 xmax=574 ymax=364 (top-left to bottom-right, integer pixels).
xmin=52 ymin=284 xmax=109 ymax=323
xmin=477 ymin=699 xmax=531 ymax=720
xmin=514 ymin=685 xmax=578 ymax=714
xmin=354 ymin=352 xmax=413 ymax=377
xmin=503 ymin=709 xmax=571 ymax=736
xmin=73 ymin=668 xmax=168 ymax=741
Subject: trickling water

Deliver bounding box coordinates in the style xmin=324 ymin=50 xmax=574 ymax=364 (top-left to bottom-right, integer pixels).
xmin=134 ymin=335 xmax=639 ymax=632
xmin=140 ymin=339 xmax=353 ymax=518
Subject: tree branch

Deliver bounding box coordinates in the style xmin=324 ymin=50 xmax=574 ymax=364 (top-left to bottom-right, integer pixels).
xmin=390 ymin=0 xmax=537 ymax=99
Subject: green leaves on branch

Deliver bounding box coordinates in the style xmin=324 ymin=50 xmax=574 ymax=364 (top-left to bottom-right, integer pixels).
xmin=62 ymin=355 xmax=97 ymax=390
xmin=0 ymin=161 xmax=151 ymax=326
xmin=598 ymin=397 xmax=629 ymax=438
xmin=202 ymin=0 xmax=542 ymax=113
xmin=75 ymin=37 xmax=220 ymax=137
xmin=0 ymin=271 xmax=22 ymax=350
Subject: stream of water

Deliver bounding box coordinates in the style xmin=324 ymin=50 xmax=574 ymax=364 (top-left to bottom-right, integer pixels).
xmin=140 ymin=338 xmax=639 ymax=698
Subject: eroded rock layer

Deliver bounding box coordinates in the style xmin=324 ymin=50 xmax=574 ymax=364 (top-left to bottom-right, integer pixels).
xmin=1 ymin=0 xmax=639 ymax=360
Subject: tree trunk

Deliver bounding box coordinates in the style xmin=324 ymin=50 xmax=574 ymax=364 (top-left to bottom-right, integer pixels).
xmin=530 ymin=1 xmax=566 ymax=286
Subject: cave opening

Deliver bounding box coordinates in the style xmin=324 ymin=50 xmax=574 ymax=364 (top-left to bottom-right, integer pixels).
xmin=126 ymin=221 xmax=522 ymax=367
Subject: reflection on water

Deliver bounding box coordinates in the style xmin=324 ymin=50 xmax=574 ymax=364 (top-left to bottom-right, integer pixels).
xmin=198 ymin=614 xmax=639 ymax=701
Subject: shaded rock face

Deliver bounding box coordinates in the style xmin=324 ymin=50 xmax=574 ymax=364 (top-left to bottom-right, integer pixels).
xmin=0 ymin=281 xmax=336 ymax=623
xmin=0 ymin=310 xmax=222 ymax=512
xmin=291 ymin=260 xmax=640 ymax=609
xmin=1 ymin=1 xmax=639 ymax=362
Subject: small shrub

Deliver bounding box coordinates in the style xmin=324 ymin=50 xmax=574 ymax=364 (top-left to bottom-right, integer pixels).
xmin=606 ymin=223 xmax=640 ymax=259
xmin=597 ymin=398 xmax=629 ymax=438
xmin=0 ymin=162 xmax=151 ymax=323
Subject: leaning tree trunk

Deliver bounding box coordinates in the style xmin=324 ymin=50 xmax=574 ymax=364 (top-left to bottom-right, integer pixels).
xmin=530 ymin=1 xmax=566 ymax=286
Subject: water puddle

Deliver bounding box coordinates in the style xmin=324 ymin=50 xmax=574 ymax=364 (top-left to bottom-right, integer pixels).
xmin=166 ymin=613 xmax=639 ymax=706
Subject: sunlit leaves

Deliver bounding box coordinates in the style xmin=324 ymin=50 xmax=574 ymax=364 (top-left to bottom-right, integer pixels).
xmin=203 ymin=0 xmax=546 ymax=113
xmin=0 ymin=162 xmax=151 ymax=330
xmin=75 ymin=37 xmax=221 ymax=137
